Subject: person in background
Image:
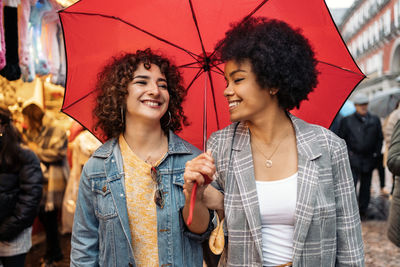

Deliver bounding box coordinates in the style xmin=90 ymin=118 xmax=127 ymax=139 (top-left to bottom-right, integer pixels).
xmin=70 ymin=48 xmax=212 ymax=266
xmin=383 ymin=101 xmax=400 ymax=146
xmin=383 ymin=101 xmax=400 ymax=195
xmin=183 ymin=17 xmax=364 ymax=266
xmin=0 ymin=105 xmax=43 ymax=267
xmin=61 ymin=130 xmax=101 ymax=234
xmin=22 ymin=102 xmax=69 ymax=267
xmin=338 ymin=93 xmax=383 ymax=220
xmin=374 ymin=152 xmax=388 ymax=196
xmin=329 ymin=112 xmax=343 ymax=135
xmin=386 ymin=119 xmax=400 ymax=247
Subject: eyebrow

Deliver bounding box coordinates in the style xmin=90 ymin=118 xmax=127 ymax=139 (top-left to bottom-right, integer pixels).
xmin=133 ymin=75 xmax=167 ymax=83
xmin=228 ymin=69 xmax=246 ymax=77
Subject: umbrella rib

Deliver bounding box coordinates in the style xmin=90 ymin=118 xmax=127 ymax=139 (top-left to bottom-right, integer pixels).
xmin=318 ymin=60 xmax=366 ymax=77
xmin=209 ymin=63 xmax=224 ymax=75
xmin=241 ymin=0 xmax=270 ymax=23
xmin=206 ymin=70 xmax=221 ymax=129
xmin=209 ymin=0 xmax=270 ymax=60
xmin=186 ymin=68 xmax=204 ymax=92
xmin=178 ymin=62 xmax=200 ymax=68
xmin=62 ymin=89 xmax=97 ymax=111
xmin=187 ymin=0 xmax=208 ymax=58
xmin=180 ymin=66 xmax=204 ymax=69
xmin=61 ymin=11 xmax=202 ymax=64
xmin=210 ymin=69 xmax=224 ymax=76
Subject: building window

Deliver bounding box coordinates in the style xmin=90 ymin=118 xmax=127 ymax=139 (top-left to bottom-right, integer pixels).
xmin=374 ymin=21 xmax=380 ymax=42
xmin=384 ymin=9 xmax=391 ymax=36
xmin=369 ymin=26 xmax=373 ymax=46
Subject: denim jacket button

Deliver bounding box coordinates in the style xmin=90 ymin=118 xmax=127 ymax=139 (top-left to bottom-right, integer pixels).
xmin=102 ymin=186 xmax=107 ymax=192
xmin=128 ymin=263 xmax=133 ymax=267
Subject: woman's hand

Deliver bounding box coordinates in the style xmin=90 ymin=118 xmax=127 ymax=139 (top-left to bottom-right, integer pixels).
xmin=183 ymin=151 xmax=216 ymax=204
xmin=182 ymin=151 xmax=216 ymax=232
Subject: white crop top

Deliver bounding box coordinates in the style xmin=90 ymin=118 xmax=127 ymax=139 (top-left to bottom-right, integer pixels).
xmin=255 ymin=172 xmax=297 ymax=266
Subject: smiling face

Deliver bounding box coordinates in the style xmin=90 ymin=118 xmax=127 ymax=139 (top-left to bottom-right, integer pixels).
xmin=224 ymin=59 xmax=278 ymax=123
xmin=125 ymin=63 xmax=170 ymax=125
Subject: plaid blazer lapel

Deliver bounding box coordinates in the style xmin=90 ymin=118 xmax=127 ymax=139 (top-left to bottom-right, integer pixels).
xmin=230 ymin=122 xmax=263 ymax=262
xmin=290 ymin=115 xmax=322 ymax=260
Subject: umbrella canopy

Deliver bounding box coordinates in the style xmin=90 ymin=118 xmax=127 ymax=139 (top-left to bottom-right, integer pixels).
xmin=59 ymin=0 xmax=364 ymax=148
xmin=369 ymin=87 xmax=400 ymax=118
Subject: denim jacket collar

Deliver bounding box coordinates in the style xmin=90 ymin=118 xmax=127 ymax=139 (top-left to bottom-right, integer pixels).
xmin=92 ymin=130 xmax=192 ymax=159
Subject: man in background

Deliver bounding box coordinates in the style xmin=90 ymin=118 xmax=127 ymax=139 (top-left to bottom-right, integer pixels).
xmin=338 ymin=93 xmax=383 ymax=219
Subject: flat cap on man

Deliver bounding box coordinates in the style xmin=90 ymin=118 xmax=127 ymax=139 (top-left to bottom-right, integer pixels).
xmin=353 ymin=93 xmax=369 ymax=105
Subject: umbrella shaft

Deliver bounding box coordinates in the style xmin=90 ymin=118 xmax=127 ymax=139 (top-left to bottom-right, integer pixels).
xmin=203 ymin=74 xmax=207 ymax=152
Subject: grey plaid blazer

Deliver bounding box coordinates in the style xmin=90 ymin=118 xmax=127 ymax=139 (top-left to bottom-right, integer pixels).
xmin=209 ymin=114 xmax=364 ymax=267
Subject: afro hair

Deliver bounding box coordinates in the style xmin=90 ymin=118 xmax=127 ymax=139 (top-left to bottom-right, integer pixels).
xmin=216 ymin=17 xmax=319 ymax=110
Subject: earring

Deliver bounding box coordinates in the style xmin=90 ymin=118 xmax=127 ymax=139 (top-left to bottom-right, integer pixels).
xmin=164 ymin=111 xmax=171 ymax=127
xmin=120 ymin=107 xmax=125 ymax=124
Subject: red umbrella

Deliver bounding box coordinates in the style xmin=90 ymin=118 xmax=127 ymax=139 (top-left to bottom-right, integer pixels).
xmin=59 ymin=0 xmax=364 ymax=224
xmin=59 ymin=0 xmax=364 ymax=147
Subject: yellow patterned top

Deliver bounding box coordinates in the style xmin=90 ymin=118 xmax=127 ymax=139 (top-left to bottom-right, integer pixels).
xmin=119 ymin=135 xmax=162 ymax=267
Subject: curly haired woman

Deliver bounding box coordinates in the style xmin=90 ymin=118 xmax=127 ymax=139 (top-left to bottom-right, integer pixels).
xmin=183 ymin=17 xmax=365 ymax=266
xmin=70 ymin=48 xmax=212 ymax=266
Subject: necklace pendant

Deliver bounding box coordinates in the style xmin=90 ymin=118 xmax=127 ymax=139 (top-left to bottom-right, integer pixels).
xmin=265 ymin=159 xmax=273 ymax=168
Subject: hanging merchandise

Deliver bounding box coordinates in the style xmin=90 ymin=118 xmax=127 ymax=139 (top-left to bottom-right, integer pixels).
xmin=0 ymin=6 xmax=21 ymax=81
xmin=55 ymin=26 xmax=65 ymax=86
xmin=0 ymin=0 xmax=5 ymax=71
xmin=42 ymin=7 xmax=61 ymax=84
xmin=30 ymin=0 xmax=52 ymax=76
xmin=3 ymin=0 xmax=20 ymax=7
xmin=19 ymin=0 xmax=37 ymax=82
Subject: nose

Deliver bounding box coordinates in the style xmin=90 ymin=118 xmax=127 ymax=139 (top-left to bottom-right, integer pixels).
xmin=148 ymin=82 xmax=161 ymax=96
xmin=223 ymin=85 xmax=234 ymax=98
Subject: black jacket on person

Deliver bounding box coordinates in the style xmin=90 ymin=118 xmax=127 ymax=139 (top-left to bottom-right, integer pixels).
xmin=338 ymin=112 xmax=383 ymax=173
xmin=0 ymin=147 xmax=43 ymax=241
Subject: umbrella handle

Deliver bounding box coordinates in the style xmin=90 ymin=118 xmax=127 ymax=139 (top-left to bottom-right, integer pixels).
xmin=187 ymin=175 xmax=212 ymax=226
xmin=187 ymin=183 xmax=198 ymax=226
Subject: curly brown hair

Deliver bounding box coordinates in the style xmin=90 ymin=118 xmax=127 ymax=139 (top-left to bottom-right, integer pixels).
xmin=94 ymin=48 xmax=188 ymax=140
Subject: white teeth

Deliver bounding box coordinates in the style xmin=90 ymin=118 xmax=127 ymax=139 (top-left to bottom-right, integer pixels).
xmin=229 ymin=101 xmax=240 ymax=108
xmin=142 ymin=100 xmax=160 ymax=107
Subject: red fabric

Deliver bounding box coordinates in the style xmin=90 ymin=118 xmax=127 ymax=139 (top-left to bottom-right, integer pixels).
xmin=59 ymin=0 xmax=364 ymax=149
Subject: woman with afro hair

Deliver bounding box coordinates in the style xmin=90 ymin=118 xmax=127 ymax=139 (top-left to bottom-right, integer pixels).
xmin=70 ymin=48 xmax=213 ymax=266
xmin=183 ymin=17 xmax=364 ymax=266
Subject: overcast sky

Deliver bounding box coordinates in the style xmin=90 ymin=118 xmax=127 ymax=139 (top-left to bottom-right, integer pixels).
xmin=325 ymin=0 xmax=355 ymax=9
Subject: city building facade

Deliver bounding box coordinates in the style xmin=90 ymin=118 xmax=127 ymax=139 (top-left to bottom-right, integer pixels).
xmin=340 ymin=0 xmax=400 ymax=98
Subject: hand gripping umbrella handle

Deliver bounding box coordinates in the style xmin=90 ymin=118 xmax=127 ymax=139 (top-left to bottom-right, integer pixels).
xmin=187 ymin=175 xmax=212 ymax=226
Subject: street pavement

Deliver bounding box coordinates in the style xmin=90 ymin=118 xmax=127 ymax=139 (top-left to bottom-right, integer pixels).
xmin=24 ymin=215 xmax=400 ymax=267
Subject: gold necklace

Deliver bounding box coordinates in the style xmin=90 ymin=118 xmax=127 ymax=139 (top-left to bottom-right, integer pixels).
xmin=251 ymin=133 xmax=288 ymax=168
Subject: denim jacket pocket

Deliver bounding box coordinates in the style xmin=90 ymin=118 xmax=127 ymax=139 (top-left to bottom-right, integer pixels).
xmin=172 ymin=171 xmax=186 ymax=207
xmin=91 ymin=178 xmax=118 ymax=220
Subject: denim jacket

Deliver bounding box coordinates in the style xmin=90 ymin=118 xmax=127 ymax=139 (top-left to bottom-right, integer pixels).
xmin=70 ymin=132 xmax=210 ymax=267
